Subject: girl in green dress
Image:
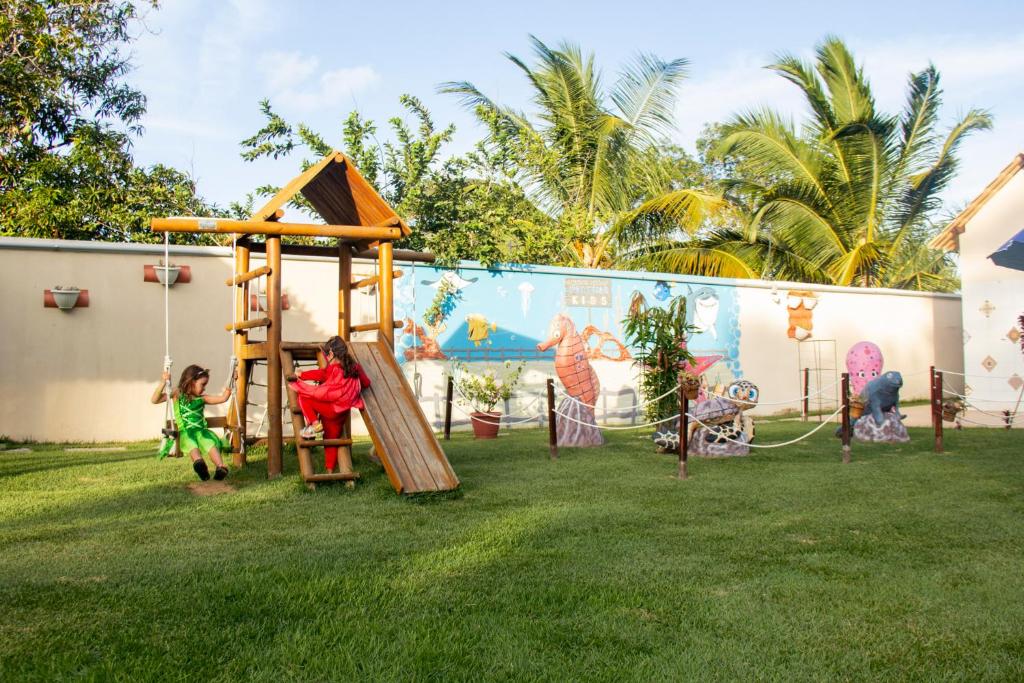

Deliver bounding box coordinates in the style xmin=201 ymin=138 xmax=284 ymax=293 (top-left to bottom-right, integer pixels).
xmin=151 ymin=364 xmax=233 ymax=481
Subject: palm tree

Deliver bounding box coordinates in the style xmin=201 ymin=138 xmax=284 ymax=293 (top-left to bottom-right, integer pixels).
xmin=691 ymin=36 xmax=990 ymax=290
xmin=441 ymin=36 xmax=719 ymax=268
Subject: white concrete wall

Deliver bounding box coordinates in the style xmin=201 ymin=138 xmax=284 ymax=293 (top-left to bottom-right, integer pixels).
xmin=0 ymin=238 xmax=965 ymax=442
xmin=958 ymin=171 xmax=1024 ymax=407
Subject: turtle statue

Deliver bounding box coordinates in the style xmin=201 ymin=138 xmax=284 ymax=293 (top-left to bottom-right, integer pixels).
xmin=652 ymin=379 xmax=760 ymax=456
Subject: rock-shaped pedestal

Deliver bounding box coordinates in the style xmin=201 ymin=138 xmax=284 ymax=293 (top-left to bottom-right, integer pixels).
xmin=853 ymin=411 xmax=909 ymax=443
xmin=556 ymin=397 xmax=604 ymax=447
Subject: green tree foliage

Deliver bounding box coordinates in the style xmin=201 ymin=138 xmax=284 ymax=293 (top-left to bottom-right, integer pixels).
xmin=647 ymin=37 xmax=989 ymax=290
xmin=1 ymin=0 xmax=218 ymax=242
xmin=442 ymin=36 xmax=721 ymax=269
xmin=623 ymin=292 xmax=694 ymax=423
xmin=240 ymin=94 xmax=558 ymax=266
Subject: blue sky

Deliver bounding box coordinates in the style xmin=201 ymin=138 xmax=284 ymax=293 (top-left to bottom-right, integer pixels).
xmin=131 ymin=0 xmax=1024 ymax=214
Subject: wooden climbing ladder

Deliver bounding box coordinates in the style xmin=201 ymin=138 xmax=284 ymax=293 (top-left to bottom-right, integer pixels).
xmin=280 ymin=342 xmax=360 ymax=489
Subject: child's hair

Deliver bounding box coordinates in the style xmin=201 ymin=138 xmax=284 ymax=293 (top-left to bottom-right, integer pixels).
xmin=177 ymin=365 xmax=210 ymax=399
xmin=323 ymin=336 xmax=359 ymax=378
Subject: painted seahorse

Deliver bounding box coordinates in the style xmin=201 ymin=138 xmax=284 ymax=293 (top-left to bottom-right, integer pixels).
xmin=537 ymin=314 xmax=603 ymax=447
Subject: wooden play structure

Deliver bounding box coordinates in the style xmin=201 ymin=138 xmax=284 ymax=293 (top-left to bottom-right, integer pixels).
xmin=151 ymin=151 xmax=459 ymax=494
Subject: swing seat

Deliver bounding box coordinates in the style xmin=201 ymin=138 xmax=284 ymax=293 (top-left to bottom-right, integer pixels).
xmin=164 ymin=417 xmax=237 ymax=453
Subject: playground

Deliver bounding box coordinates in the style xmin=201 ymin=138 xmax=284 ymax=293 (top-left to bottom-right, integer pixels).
xmin=2 ymin=424 xmax=1022 ymax=680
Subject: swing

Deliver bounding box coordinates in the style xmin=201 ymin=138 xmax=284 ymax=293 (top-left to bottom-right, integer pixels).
xmin=157 ymin=231 xmax=245 ymax=459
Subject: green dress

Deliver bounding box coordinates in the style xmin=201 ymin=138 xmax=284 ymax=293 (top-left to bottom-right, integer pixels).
xmin=174 ymin=396 xmax=222 ymax=455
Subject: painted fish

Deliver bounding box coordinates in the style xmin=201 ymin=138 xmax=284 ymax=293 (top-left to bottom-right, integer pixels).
xmin=653 ymin=281 xmax=671 ymax=301
xmin=691 ymin=286 xmax=720 ymax=339
xmin=466 ymin=314 xmax=497 ymax=347
xmin=537 ymin=314 xmax=599 ymax=406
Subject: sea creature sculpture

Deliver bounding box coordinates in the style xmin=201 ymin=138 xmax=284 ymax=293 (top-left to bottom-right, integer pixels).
xmin=691 ymin=287 xmax=720 ymax=339
xmin=846 ymin=341 xmax=884 ymax=396
xmin=726 ymin=380 xmax=759 ymax=411
xmin=537 ymin=314 xmax=603 ymax=446
xmin=850 ymin=371 xmax=909 ymax=443
xmin=654 ymin=376 xmax=760 ymax=455
xmin=860 ymin=371 xmax=903 ymax=427
xmin=466 ymin=314 xmax=497 ymax=347
xmin=786 ymin=290 xmax=818 ymax=340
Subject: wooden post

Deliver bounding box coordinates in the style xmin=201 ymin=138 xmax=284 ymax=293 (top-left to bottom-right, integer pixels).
xmin=266 ymin=236 xmax=283 ymax=479
xmin=841 ymin=372 xmax=851 ymax=464
xmin=934 ymin=370 xmax=944 ymax=453
xmin=802 ymin=367 xmax=810 ymax=421
xmin=678 ymin=378 xmax=689 ymax=480
xmin=1004 ymin=410 xmax=1013 ymax=430
xmin=378 ymin=241 xmax=394 ymax=348
xmin=339 ymin=243 xmax=352 ymax=341
xmin=231 ymin=242 xmax=250 ymax=467
xmin=443 ymin=375 xmax=454 ymax=441
xmin=337 ymin=243 xmax=353 ymax=472
xmin=547 ymin=378 xmax=558 ymax=460
xmin=928 ymin=365 xmax=937 ymax=433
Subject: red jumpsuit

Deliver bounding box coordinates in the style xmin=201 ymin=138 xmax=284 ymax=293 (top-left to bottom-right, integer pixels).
xmin=289 ymin=362 xmax=370 ymax=471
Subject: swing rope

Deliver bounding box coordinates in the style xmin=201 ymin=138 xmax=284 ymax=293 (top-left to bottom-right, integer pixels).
xmin=227 ymin=232 xmax=244 ymax=456
xmin=158 ymin=231 xmax=179 ymax=459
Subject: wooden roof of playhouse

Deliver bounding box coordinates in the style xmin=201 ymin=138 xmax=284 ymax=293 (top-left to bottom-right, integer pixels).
xmin=152 ymin=150 xmax=412 ymax=242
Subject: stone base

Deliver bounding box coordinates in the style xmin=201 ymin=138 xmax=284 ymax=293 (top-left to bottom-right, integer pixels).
xmin=652 ymin=418 xmax=751 ymax=457
xmin=691 ymin=426 xmax=750 ymax=457
xmin=853 ymin=412 xmax=910 ymax=443
xmin=556 ymin=397 xmax=604 ymax=447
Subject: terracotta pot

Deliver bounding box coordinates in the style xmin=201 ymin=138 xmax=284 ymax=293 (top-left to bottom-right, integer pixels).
xmin=849 ymin=399 xmax=864 ymax=420
xmin=470 ymin=411 xmax=501 ymax=439
xmin=942 ymin=402 xmax=962 ymax=422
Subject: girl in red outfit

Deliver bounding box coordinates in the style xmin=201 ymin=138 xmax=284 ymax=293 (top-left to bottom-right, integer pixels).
xmin=286 ymin=336 xmax=370 ymax=472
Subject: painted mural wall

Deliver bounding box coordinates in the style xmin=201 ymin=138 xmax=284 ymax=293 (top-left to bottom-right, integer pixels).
xmin=0 ymin=239 xmax=965 ymax=441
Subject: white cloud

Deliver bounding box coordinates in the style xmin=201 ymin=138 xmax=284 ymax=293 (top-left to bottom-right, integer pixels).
xmin=274 ymin=63 xmax=381 ymax=111
xmin=262 ymin=51 xmax=320 ymax=92
xmin=673 ymin=35 xmax=1024 ymax=205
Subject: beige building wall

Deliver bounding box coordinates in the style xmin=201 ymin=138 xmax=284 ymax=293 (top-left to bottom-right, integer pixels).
xmin=0 ymin=238 xmax=964 ymax=442
xmin=958 ymin=171 xmax=1024 ymax=406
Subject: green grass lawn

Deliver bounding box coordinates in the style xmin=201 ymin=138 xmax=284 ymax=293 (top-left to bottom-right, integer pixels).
xmin=1 ymin=424 xmax=1022 ymax=681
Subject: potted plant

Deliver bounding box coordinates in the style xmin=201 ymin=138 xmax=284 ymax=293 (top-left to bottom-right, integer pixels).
xmin=623 ymin=293 xmax=695 ymax=428
xmin=51 ymin=285 xmax=81 ymax=311
xmin=451 ymin=360 xmax=524 ymax=439
xmin=154 ymin=260 xmax=181 ymax=286
xmin=942 ymin=399 xmax=965 ymax=422
xmin=680 ymin=372 xmax=700 ymax=401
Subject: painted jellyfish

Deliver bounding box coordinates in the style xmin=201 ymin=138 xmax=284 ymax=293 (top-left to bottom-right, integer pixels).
xmin=846 ymin=341 xmax=884 ymax=396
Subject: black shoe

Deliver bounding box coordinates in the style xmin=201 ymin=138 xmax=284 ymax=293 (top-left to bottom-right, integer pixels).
xmin=213 ymin=466 xmax=228 ymax=481
xmin=193 ymin=460 xmax=211 ymax=481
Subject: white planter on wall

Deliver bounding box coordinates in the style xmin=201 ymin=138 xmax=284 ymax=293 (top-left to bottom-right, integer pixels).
xmin=51 ymin=287 xmax=81 ymax=311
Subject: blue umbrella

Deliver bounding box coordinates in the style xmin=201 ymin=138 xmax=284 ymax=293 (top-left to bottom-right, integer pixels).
xmin=988 ymin=228 xmax=1024 ymax=271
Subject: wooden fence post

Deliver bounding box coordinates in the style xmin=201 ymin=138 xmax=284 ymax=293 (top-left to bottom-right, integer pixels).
xmin=678 ymin=378 xmax=689 ymax=480
xmin=841 ymin=372 xmax=851 ymax=464
xmin=443 ymin=375 xmax=453 ymax=441
xmin=547 ymin=378 xmax=558 ymax=460
xmin=929 ymin=365 xmax=936 ymax=433
xmin=934 ymin=370 xmax=944 ymax=453
xmin=802 ymin=367 xmax=810 ymax=421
